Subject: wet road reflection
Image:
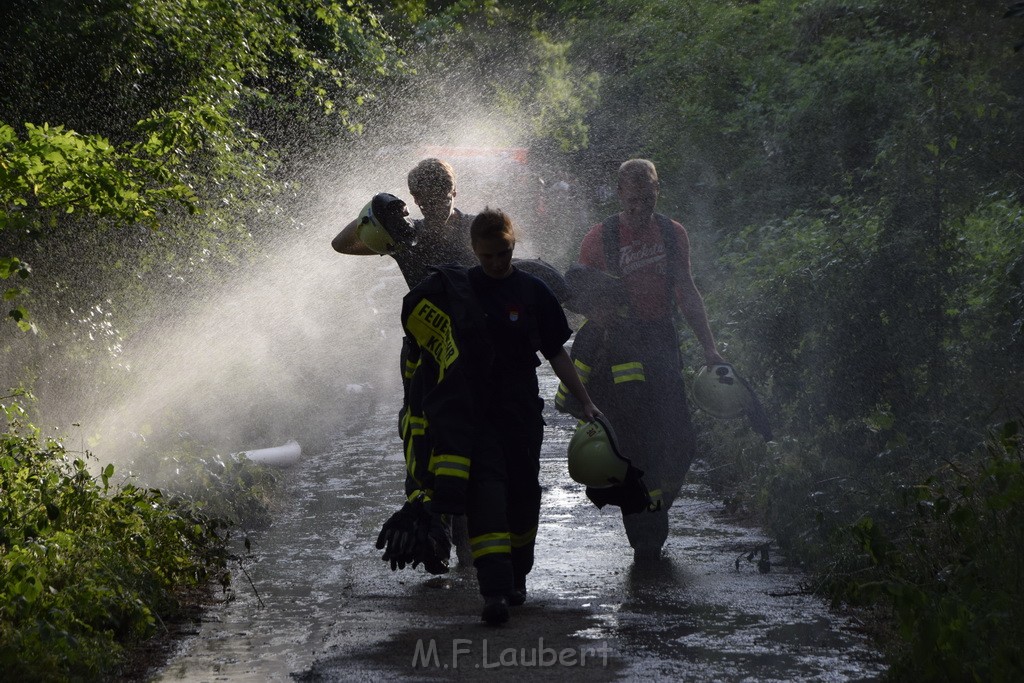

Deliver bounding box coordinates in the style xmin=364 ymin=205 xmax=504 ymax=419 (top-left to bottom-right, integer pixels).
xmin=154 ymin=369 xmax=886 ymax=682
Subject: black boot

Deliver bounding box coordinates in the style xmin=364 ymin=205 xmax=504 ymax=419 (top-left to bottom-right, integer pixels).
xmin=507 ymin=576 xmax=527 ymax=606
xmin=481 ymin=595 xmax=509 ymax=625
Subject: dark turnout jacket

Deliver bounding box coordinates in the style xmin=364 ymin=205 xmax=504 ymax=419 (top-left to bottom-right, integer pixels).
xmin=400 ymin=266 xmax=492 ymax=513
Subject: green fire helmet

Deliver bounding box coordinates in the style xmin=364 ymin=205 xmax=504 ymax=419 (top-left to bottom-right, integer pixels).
xmin=357 ymin=192 xmax=415 ymax=254
xmin=692 ymin=363 xmax=751 ymax=419
xmin=356 ymin=199 xmax=393 ymax=254
xmin=567 ymin=416 xmax=631 ymax=489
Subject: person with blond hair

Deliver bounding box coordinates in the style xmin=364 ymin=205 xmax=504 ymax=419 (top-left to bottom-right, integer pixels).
xmin=332 ymin=158 xmax=475 ymax=287
xmin=333 ymin=159 xmax=477 ymax=570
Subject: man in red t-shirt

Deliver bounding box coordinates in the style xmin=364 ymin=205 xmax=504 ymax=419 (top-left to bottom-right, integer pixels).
xmin=575 ymin=158 xmax=725 ymax=562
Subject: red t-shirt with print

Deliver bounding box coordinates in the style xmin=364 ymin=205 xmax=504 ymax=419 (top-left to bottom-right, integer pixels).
xmin=578 ymin=213 xmax=692 ymax=321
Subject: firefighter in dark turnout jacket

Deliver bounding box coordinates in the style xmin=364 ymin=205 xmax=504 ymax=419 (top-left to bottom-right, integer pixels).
xmin=335 ymin=159 xmax=481 ymax=568
xmin=402 ymin=208 xmax=600 ymax=626
xmin=558 ymin=159 xmax=726 ymax=563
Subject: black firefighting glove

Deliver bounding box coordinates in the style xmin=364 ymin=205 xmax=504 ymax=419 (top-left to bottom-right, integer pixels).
xmin=411 ymin=505 xmax=452 ymax=575
xmin=370 ymin=192 xmax=417 ymax=246
xmin=375 ymin=502 xmax=419 ymax=570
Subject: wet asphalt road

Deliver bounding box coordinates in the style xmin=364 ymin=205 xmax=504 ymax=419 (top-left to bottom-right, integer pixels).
xmin=152 ymin=370 xmax=887 ymax=682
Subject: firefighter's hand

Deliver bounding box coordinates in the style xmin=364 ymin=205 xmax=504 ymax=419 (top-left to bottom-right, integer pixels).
xmin=375 ymin=502 xmax=418 ymax=570
xmin=582 ymin=401 xmax=603 ymax=421
xmin=372 ymin=192 xmax=417 ymax=246
xmin=411 ymin=508 xmax=452 ymax=575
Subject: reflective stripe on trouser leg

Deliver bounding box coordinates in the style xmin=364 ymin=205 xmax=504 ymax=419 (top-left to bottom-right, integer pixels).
xmin=510 ymin=527 xmax=538 ymax=591
xmin=507 ymin=464 xmax=542 ymax=590
xmin=611 ymin=361 xmax=645 ymax=384
xmin=470 ymin=532 xmax=511 ymax=559
xmin=471 ymin=534 xmax=515 ymax=596
xmin=509 ymin=528 xmax=537 ymax=548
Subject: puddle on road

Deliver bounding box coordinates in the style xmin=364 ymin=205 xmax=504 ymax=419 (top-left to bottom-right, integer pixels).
xmin=153 ymin=371 xmax=887 ymax=682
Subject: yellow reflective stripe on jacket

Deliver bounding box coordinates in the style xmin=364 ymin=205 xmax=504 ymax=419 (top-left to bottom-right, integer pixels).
xmin=403 ymin=357 xmax=418 ymax=380
xmin=430 ymin=453 xmax=471 ymax=480
xmin=470 ymin=532 xmax=511 ymax=559
xmin=510 ymin=528 xmax=537 ymax=548
xmin=402 ymin=413 xmax=428 ymax=479
xmin=611 ymin=361 xmax=645 ymax=384
xmin=405 ymin=297 xmax=459 ymax=378
xmin=402 ymin=413 xmax=427 ymax=439
xmin=406 ymin=489 xmax=430 ymax=503
xmin=404 ymin=436 xmax=415 ymax=476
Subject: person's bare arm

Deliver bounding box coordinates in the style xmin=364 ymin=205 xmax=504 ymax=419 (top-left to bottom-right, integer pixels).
xmin=332 ymin=217 xmax=376 ymax=255
xmin=670 ymin=225 xmax=725 ymax=366
xmin=677 ymin=277 xmax=725 ymax=367
xmin=549 ymin=348 xmax=601 ymax=419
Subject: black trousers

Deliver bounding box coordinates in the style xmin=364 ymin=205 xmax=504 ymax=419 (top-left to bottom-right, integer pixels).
xmin=466 ymin=399 xmax=544 ymax=597
xmin=603 ymin=318 xmax=697 ymax=551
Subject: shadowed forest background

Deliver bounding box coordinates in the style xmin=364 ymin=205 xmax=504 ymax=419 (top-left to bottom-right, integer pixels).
xmin=1 ymin=0 xmax=1023 ymax=680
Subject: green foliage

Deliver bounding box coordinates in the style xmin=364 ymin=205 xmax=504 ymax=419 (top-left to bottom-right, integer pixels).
xmin=1 ymin=0 xmax=1021 ymax=674
xmin=0 ymin=121 xmax=196 ymax=225
xmin=389 ymin=0 xmax=600 ymax=154
xmin=0 ymin=398 xmax=234 ymax=680
xmin=564 ymin=1 xmax=1024 ymax=674
xmin=0 ymin=256 xmax=32 ymax=332
xmin=955 ymin=199 xmax=1024 ymax=384
xmin=125 ymin=435 xmax=283 ymax=529
xmin=494 ymin=30 xmax=600 ymax=153
xmin=0 ymin=0 xmax=402 ymax=333
xmin=841 ymin=420 xmax=1024 ymax=681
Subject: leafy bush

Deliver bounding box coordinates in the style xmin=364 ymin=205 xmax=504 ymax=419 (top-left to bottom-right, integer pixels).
xmin=0 ymin=398 xmax=232 ymax=680
xmin=841 ymin=419 xmax=1024 ymax=681
xmin=124 ymin=434 xmax=283 ymax=530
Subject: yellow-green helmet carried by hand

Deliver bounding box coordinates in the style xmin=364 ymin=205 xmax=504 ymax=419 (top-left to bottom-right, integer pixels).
xmin=357 ymin=192 xmax=416 ymax=254
xmin=567 ymin=416 xmax=631 ymax=488
xmin=692 ymin=363 xmax=752 ymax=419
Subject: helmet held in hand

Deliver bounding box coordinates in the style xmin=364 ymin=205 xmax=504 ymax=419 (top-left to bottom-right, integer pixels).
xmin=357 ymin=192 xmax=417 ymax=254
xmin=692 ymin=363 xmax=752 ymax=419
xmin=567 ymin=416 xmax=631 ymax=488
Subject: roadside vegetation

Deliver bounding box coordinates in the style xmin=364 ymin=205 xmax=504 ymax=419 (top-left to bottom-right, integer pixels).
xmin=592 ymin=2 xmax=1023 ymax=679
xmin=1 ymin=396 xmax=218 ymax=679
xmin=2 ymin=0 xmax=1023 ymax=680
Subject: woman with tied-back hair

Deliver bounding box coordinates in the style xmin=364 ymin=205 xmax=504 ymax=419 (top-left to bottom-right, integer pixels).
xmin=395 ymin=207 xmax=600 ymax=625
xmin=464 ymin=208 xmax=600 ymax=625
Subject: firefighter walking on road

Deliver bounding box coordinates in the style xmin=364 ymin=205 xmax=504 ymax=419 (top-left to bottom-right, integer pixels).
xmin=394 ymin=208 xmax=600 ymax=626
xmin=333 ymin=158 xmax=479 ymax=567
xmin=560 ymin=159 xmax=726 ymax=562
